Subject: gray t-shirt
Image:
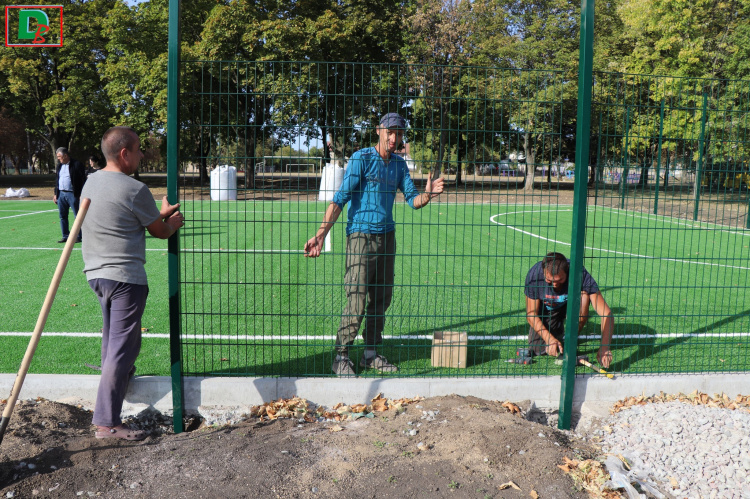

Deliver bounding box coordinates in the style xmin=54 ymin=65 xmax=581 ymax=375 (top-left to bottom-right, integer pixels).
xmin=81 ymin=171 xmax=161 ymax=285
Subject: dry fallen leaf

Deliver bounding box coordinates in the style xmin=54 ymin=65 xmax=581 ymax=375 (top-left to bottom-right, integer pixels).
xmin=350 ymin=403 xmax=369 ymax=413
xmin=371 ymin=394 xmax=389 ymax=412
xmin=220 ymin=358 xmax=229 ymax=361
xmin=502 ymin=401 xmax=522 ymax=415
xmin=329 ymin=425 xmax=344 ymax=432
xmin=669 ymin=476 xmax=679 ymax=488
xmin=530 ymin=491 xmax=539 ymax=499
xmin=498 ymin=481 xmax=521 ymax=491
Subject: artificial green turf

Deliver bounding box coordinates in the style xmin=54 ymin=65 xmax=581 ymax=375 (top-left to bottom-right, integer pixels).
xmin=2 ymin=197 xmax=750 ymax=376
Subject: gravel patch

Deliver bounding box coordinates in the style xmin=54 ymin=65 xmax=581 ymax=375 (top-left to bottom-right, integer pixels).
xmin=591 ymin=400 xmax=750 ymax=498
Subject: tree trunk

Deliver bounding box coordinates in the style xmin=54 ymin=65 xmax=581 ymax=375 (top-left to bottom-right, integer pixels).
xmin=245 ymin=139 xmax=255 ymax=189
xmin=455 ymin=132 xmax=464 ymax=185
xmin=662 ymin=154 xmax=671 ymax=189
xmin=197 ymin=130 xmax=211 ymax=183
xmin=26 ymin=130 xmax=33 ymax=174
xmin=435 ymin=126 xmax=448 ymax=180
xmin=523 ymin=132 xmax=535 ymax=191
xmin=48 ymin=141 xmax=57 ymax=174
xmin=638 ymin=161 xmax=649 ymax=187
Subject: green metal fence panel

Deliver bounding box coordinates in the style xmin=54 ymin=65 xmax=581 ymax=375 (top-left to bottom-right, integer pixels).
xmin=588 ymin=72 xmax=750 ymax=375
xmin=176 ymin=61 xmax=582 ymax=378
xmin=172 ymin=61 xmax=750 ymax=382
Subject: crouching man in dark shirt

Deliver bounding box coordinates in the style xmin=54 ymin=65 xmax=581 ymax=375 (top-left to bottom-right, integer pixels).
xmin=524 ymin=252 xmax=613 ymax=368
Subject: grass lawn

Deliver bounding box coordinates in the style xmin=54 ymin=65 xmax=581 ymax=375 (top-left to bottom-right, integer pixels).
xmin=2 ymin=189 xmax=749 ymax=377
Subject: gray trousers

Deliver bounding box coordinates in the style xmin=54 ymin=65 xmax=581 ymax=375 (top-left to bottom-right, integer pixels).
xmin=88 ymin=278 xmax=148 ymax=427
xmin=336 ymin=232 xmax=396 ymax=355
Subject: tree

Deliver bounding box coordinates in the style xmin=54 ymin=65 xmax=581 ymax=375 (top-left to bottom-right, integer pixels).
xmin=177 ymin=0 xmax=407 ymax=186
xmin=0 ymin=108 xmax=28 ymax=174
xmin=402 ymin=0 xmax=476 ymax=183
xmin=468 ymin=0 xmax=581 ymax=190
xmin=0 ymin=0 xmax=117 ymax=169
xmin=614 ymin=0 xmax=748 ymax=79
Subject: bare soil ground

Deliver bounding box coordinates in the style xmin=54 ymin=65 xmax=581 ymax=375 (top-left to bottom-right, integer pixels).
xmin=0 ymin=395 xmax=600 ymax=498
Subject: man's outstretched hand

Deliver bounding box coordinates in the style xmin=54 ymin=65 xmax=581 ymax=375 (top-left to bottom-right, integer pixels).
xmin=546 ymin=338 xmax=563 ymax=357
xmin=304 ymin=236 xmax=324 ymax=258
xmin=597 ymin=347 xmax=612 ymax=368
xmin=426 ymin=173 xmax=444 ymax=198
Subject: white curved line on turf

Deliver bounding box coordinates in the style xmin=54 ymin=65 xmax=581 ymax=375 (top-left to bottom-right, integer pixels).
xmin=594 ymin=205 xmax=750 ymax=237
xmin=0 ymin=209 xmax=57 ymax=220
xmin=490 ymin=209 xmax=750 ymax=271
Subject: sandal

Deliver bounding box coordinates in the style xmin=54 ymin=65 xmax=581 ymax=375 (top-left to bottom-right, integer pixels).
xmin=95 ymin=425 xmax=148 ymax=441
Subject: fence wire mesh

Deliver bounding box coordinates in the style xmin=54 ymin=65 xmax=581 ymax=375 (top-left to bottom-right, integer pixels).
xmin=588 ymin=72 xmax=750 ymax=374
xmin=174 ymin=61 xmax=750 ymax=378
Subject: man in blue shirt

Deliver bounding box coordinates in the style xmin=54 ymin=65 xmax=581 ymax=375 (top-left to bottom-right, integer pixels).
xmin=53 ymin=147 xmax=87 ymax=243
xmin=304 ymin=113 xmax=444 ymax=376
xmin=524 ymin=252 xmax=613 ymax=368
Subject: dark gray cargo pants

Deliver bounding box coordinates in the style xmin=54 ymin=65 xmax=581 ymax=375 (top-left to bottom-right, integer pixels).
xmin=336 ymin=231 xmax=396 ymax=355
xmin=88 ymin=278 xmax=148 ymax=427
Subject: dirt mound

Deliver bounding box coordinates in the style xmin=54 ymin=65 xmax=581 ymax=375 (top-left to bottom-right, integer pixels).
xmin=0 ymin=395 xmax=599 ymax=498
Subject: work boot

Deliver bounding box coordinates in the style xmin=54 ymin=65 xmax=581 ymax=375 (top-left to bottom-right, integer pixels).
xmin=359 ymin=353 xmax=399 ymax=373
xmin=332 ymin=355 xmax=356 ymax=377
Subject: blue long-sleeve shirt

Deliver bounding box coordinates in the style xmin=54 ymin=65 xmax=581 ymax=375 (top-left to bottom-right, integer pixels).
xmin=332 ymin=147 xmax=420 ymax=235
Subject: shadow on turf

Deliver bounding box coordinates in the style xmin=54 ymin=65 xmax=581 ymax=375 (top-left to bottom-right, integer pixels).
xmin=607 ymin=308 xmax=750 ymax=374
xmin=183 ymin=295 xmax=635 ymax=378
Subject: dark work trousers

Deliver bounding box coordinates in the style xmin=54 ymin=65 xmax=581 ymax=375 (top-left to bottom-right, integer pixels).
xmin=336 ymin=231 xmax=396 ymax=355
xmin=88 ymin=278 xmax=148 ymax=427
xmin=57 ymin=190 xmax=80 ymax=240
xmin=528 ymin=309 xmax=566 ymax=356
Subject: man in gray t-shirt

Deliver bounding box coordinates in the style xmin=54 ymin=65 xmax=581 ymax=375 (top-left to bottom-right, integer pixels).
xmin=81 ymin=126 xmax=184 ymax=441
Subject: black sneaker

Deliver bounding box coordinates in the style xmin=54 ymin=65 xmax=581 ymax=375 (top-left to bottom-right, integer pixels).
xmin=58 ymin=238 xmax=68 ymax=243
xmin=359 ymin=354 xmax=399 ymax=373
xmin=332 ymin=356 xmax=356 ymax=377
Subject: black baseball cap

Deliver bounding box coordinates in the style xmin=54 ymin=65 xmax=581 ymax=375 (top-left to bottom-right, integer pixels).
xmin=379 ymin=113 xmax=406 ymax=129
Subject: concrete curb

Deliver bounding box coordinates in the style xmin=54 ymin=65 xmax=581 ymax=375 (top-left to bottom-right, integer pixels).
xmin=3 ymin=373 xmax=749 ymax=417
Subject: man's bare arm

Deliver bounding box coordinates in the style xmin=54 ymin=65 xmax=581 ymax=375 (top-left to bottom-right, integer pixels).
xmin=589 ymin=291 xmax=613 ymax=368
xmin=526 ymin=297 xmax=562 ymax=356
xmin=303 ymin=202 xmax=342 ymax=258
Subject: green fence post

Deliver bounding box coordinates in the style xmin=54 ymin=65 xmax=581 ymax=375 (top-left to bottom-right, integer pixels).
xmin=654 ymin=99 xmax=665 ymax=214
xmin=167 ymin=0 xmax=184 ymax=434
xmin=694 ymin=92 xmax=708 ymax=221
xmin=559 ymin=0 xmax=595 ymax=431
xmin=620 ymin=106 xmax=631 ymax=209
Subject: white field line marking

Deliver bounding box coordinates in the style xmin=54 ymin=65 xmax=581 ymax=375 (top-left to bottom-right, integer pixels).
xmin=2 ymin=332 xmax=748 ymax=340
xmin=0 ymin=247 xmax=163 ymax=251
xmin=491 ymin=209 xmax=750 ymax=271
xmin=181 ymin=248 xmax=306 ymax=254
xmin=186 ymin=211 xmax=324 ymax=215
xmin=0 ymin=247 xmax=311 ymax=254
xmin=0 ymin=209 xmax=57 ymax=220
xmin=594 ymin=205 xmax=750 ymax=236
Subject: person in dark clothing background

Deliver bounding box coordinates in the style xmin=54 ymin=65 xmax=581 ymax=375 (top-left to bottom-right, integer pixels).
xmin=53 ymin=147 xmax=87 ymax=243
